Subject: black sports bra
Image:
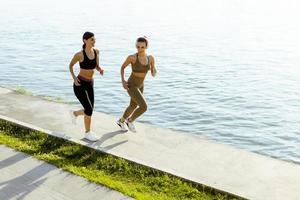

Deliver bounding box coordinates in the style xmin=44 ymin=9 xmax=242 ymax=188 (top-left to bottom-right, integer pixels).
xmin=79 ymin=49 xmax=97 ymax=70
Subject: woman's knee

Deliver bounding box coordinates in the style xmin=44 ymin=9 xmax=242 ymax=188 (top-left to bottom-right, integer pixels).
xmin=128 ymin=103 xmax=138 ymax=110
xmin=139 ymin=102 xmax=147 ymax=112
xmin=84 ymin=108 xmax=93 ymax=116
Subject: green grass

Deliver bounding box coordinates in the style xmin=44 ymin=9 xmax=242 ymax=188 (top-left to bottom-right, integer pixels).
xmin=0 ymin=120 xmax=243 ymax=200
xmin=13 ymin=86 xmax=68 ymax=104
xmin=43 ymin=96 xmax=64 ymax=103
xmin=15 ymin=86 xmax=32 ymax=95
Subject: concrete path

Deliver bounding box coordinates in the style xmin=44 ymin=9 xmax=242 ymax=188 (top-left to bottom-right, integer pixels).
xmin=0 ymin=145 xmax=132 ymax=200
xmin=1 ymin=87 xmax=300 ymax=200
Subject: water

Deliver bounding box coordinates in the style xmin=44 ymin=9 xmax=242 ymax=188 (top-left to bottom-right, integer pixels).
xmin=1 ymin=0 xmax=300 ymax=164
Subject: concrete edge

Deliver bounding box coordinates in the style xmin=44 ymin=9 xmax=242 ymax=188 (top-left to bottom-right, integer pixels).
xmin=0 ymin=114 xmax=246 ymax=199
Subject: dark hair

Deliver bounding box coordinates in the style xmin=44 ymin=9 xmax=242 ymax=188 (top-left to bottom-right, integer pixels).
xmin=136 ymin=36 xmax=148 ymax=47
xmin=82 ymin=32 xmax=94 ymax=49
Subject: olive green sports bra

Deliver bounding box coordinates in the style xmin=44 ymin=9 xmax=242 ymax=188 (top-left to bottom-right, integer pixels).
xmin=131 ymin=53 xmax=150 ymax=73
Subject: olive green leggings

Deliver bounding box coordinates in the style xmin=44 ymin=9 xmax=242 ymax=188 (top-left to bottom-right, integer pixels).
xmin=122 ymin=75 xmax=147 ymax=121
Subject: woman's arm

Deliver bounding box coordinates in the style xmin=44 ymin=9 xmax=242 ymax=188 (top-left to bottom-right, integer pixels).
xmin=69 ymin=53 xmax=80 ymax=80
xmin=150 ymin=55 xmax=157 ymax=77
xmin=120 ymin=55 xmax=132 ymax=89
xmin=69 ymin=53 xmax=81 ymax=86
xmin=95 ymin=49 xmax=104 ymax=75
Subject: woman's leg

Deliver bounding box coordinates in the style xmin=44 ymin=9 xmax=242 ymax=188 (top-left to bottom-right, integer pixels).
xmin=84 ymin=116 xmax=91 ymax=132
xmin=73 ymin=83 xmax=94 ymax=132
xmin=84 ymin=83 xmax=94 ymax=132
xmin=74 ymin=109 xmax=84 ymax=116
xmin=121 ymin=84 xmax=145 ymax=121
xmin=122 ymin=98 xmax=138 ymax=121
xmin=127 ymin=85 xmax=147 ymax=122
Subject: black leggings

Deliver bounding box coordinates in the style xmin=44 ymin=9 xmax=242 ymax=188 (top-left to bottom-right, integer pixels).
xmin=73 ymin=76 xmax=94 ymax=116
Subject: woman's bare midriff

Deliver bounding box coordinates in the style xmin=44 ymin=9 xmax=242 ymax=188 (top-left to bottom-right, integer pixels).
xmin=132 ymin=72 xmax=147 ymax=78
xmin=79 ymin=68 xmax=94 ymax=80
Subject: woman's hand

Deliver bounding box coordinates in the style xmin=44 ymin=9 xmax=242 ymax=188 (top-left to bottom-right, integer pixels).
xmin=73 ymin=77 xmax=81 ymax=86
xmin=122 ymin=79 xmax=128 ymax=90
xmin=151 ymin=67 xmax=157 ymax=77
xmin=96 ymin=65 xmax=104 ymax=76
xmin=99 ymin=68 xmax=104 ymax=76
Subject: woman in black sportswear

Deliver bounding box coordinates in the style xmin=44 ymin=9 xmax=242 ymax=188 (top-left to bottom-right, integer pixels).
xmin=69 ymin=32 xmax=104 ymax=141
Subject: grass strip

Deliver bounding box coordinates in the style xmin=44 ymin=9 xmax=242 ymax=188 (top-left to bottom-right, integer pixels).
xmin=0 ymin=119 xmax=244 ymax=200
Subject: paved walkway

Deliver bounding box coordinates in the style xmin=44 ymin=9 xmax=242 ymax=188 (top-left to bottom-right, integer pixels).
xmin=1 ymin=87 xmax=300 ymax=200
xmin=0 ymin=145 xmax=132 ymax=200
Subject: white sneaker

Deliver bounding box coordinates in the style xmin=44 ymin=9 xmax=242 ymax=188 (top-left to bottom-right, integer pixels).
xmin=84 ymin=131 xmax=98 ymax=142
xmin=69 ymin=110 xmax=77 ymax=125
xmin=126 ymin=120 xmax=136 ymax=132
xmin=117 ymin=119 xmax=128 ymax=131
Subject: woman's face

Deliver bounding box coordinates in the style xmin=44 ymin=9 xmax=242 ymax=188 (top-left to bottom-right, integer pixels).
xmin=136 ymin=42 xmax=147 ymax=53
xmin=84 ymin=36 xmax=96 ymax=47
